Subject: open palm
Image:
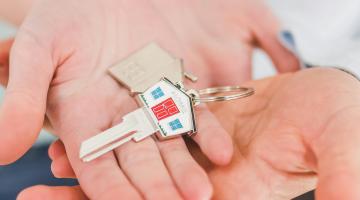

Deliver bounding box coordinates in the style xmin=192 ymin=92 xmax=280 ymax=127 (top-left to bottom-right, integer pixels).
xmin=0 ymin=0 xmax=298 ymax=199
xmin=32 ymin=68 xmax=360 ymax=200
xmin=202 ymin=68 xmax=360 ymax=199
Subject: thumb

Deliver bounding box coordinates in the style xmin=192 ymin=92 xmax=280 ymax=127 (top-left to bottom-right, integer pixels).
xmin=0 ymin=33 xmax=54 ymax=165
xmin=192 ymin=104 xmax=233 ymax=165
xmin=250 ymin=4 xmax=300 ymax=73
xmin=18 ymin=185 xmax=87 ymax=200
xmin=314 ymin=106 xmax=360 ymax=200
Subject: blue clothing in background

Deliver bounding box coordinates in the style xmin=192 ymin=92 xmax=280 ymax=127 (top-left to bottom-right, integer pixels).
xmin=0 ymin=146 xmax=78 ymax=200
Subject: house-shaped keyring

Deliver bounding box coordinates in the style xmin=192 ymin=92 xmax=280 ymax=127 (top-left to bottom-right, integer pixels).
xmin=137 ymin=78 xmax=197 ymax=139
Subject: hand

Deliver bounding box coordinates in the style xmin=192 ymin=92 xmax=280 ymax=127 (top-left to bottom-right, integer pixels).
xmin=0 ymin=0 xmax=298 ymax=199
xmin=28 ymin=68 xmax=360 ymax=200
xmin=174 ymin=68 xmax=360 ymax=199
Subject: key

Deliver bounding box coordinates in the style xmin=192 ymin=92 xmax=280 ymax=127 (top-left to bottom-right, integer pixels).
xmin=80 ymin=107 xmax=157 ymax=162
xmin=108 ymin=43 xmax=197 ymax=94
xmin=80 ymin=78 xmax=197 ymax=162
xmin=80 ymin=43 xmax=255 ymax=162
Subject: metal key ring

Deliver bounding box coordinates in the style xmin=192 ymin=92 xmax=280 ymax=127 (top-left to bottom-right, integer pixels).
xmin=191 ymin=86 xmax=255 ymax=104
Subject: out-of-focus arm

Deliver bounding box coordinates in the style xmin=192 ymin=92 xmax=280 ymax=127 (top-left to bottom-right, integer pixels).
xmin=0 ymin=0 xmax=35 ymax=26
xmin=279 ymin=30 xmax=360 ymax=80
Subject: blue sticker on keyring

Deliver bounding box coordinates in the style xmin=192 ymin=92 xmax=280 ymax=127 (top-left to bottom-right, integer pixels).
xmin=151 ymin=87 xmax=165 ymax=100
xmin=169 ymin=119 xmax=183 ymax=131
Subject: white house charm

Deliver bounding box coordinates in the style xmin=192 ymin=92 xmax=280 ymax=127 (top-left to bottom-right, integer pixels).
xmin=79 ymin=76 xmax=254 ymax=162
xmin=79 ymin=43 xmax=255 ymax=162
xmin=138 ymin=78 xmax=196 ymax=139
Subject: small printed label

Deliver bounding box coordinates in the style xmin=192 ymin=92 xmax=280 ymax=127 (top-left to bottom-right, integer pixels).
xmin=151 ymin=98 xmax=180 ymax=121
xmin=151 ymin=87 xmax=165 ymax=100
xmin=169 ymin=119 xmax=183 ymax=131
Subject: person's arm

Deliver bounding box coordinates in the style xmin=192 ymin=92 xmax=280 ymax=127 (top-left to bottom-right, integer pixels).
xmin=279 ymin=30 xmax=360 ymax=80
xmin=0 ymin=0 xmax=35 ymax=25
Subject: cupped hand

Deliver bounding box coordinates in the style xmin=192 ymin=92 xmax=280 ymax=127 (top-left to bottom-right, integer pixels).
xmin=0 ymin=0 xmax=297 ymax=199
xmin=32 ymin=68 xmax=360 ymax=200
xmin=203 ymin=67 xmax=360 ymax=199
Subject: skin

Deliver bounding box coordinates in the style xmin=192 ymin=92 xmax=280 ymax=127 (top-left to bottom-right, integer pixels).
xmin=0 ymin=0 xmax=298 ymax=199
xmin=0 ymin=0 xmax=35 ymax=25
xmin=0 ymin=38 xmax=11 ymax=85
xmin=20 ymin=68 xmax=360 ymax=200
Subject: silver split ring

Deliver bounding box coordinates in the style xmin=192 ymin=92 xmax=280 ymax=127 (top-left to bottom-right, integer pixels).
xmin=192 ymin=86 xmax=255 ymax=104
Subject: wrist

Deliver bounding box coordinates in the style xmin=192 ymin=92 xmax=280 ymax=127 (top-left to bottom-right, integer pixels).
xmin=307 ymin=67 xmax=360 ymax=90
xmin=334 ymin=67 xmax=360 ymax=81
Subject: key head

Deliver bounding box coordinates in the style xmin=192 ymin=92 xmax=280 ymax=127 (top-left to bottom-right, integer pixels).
xmin=138 ymin=78 xmax=196 ymax=139
xmin=108 ymin=43 xmax=184 ymax=94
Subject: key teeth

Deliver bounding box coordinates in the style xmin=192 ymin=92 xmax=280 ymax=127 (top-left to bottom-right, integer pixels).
xmin=79 ymin=144 xmax=95 ymax=162
xmin=79 ymin=141 xmax=93 ymax=160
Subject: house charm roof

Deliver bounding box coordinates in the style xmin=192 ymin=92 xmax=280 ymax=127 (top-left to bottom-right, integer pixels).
xmin=138 ymin=78 xmax=196 ymax=139
xmin=108 ymin=43 xmax=184 ymax=94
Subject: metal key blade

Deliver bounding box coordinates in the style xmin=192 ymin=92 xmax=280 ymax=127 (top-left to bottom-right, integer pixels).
xmin=80 ymin=120 xmax=136 ymax=162
xmin=79 ymin=107 xmax=158 ymax=162
xmin=81 ymin=132 xmax=134 ymax=162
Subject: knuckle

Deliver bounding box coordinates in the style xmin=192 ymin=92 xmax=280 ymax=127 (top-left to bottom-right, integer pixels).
xmin=95 ymin=183 xmax=141 ymax=200
xmin=5 ymin=89 xmax=44 ymax=110
xmin=144 ymin=182 xmax=181 ymax=200
xmin=77 ymin=154 xmax=115 ymax=182
xmin=157 ymin=139 xmax=185 ymax=153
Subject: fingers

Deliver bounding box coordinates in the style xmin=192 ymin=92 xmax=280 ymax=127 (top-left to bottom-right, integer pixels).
xmin=69 ymin=144 xmax=142 ymax=200
xmin=18 ymin=185 xmax=87 ymax=200
xmin=0 ymin=34 xmax=55 ymax=165
xmin=50 ymin=88 xmax=143 ymax=199
xmin=200 ymin=40 xmax=253 ymax=85
xmin=52 ymin=154 xmax=76 ymax=179
xmin=49 ymin=140 xmax=76 ymax=178
xmin=313 ymin=106 xmax=360 ymax=200
xmin=50 ymin=133 xmax=213 ymax=199
xmin=48 ymin=140 xmax=66 ymax=160
xmin=250 ymin=5 xmax=300 ymax=73
xmin=115 ymin=138 xmax=183 ymax=200
xmin=157 ymin=138 xmax=213 ymax=200
xmin=192 ymin=104 xmax=233 ymax=165
xmin=0 ymin=38 xmax=13 ymax=86
xmin=51 ymin=140 xmax=213 ymax=200
xmin=50 ymin=133 xmax=213 ymax=200
xmin=60 ymin=126 xmax=142 ymax=199
xmin=50 ymin=132 xmax=213 ymax=200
